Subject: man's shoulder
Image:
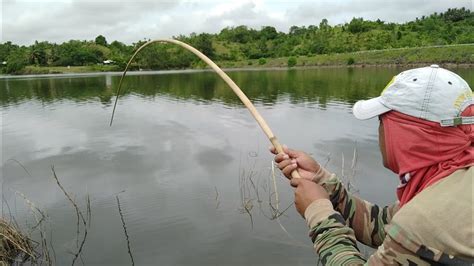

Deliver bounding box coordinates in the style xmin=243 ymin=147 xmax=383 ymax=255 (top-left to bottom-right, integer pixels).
xmin=387 ymin=167 xmax=474 ymax=263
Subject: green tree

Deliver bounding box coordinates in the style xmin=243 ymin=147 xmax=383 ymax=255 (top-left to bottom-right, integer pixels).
xmin=219 ymin=25 xmax=254 ymax=43
xmin=109 ymin=40 xmax=133 ymax=68
xmin=191 ymin=33 xmax=215 ymax=58
xmin=348 ymin=18 xmax=370 ymax=33
xmin=260 ymin=26 xmax=278 ymax=40
xmin=53 ymin=40 xmax=100 ymax=66
xmin=30 ymin=41 xmax=49 ymax=66
xmin=309 ymin=37 xmax=327 ymax=54
xmin=0 ymin=42 xmax=18 ymax=61
xmin=443 ymin=7 xmax=471 ymax=22
xmin=95 ymin=35 xmax=108 ymax=46
xmin=319 ymin=19 xmax=330 ymax=31
xmin=6 ymin=48 xmax=28 ymax=74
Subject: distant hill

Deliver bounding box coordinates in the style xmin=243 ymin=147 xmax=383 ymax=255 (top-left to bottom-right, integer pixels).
xmin=1 ymin=8 xmax=473 ymax=74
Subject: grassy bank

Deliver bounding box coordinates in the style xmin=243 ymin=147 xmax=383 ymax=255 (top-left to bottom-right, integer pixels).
xmin=5 ymin=45 xmax=474 ymax=75
xmin=19 ymin=64 xmax=122 ymax=75
xmin=217 ymin=45 xmax=474 ymax=68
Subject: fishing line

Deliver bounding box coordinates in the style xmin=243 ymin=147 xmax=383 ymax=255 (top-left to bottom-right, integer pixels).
xmin=109 ymin=39 xmax=301 ymax=179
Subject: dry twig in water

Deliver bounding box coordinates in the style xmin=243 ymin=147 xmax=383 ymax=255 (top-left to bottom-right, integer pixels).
xmin=51 ymin=166 xmax=89 ymax=266
xmin=116 ymin=195 xmax=135 ymax=266
xmin=214 ymin=186 xmax=220 ymax=209
xmin=238 ymin=168 xmax=254 ymax=229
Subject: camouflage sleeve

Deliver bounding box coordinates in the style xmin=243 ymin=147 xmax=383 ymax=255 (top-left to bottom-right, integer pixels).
xmin=309 ymin=211 xmax=366 ymax=265
xmin=319 ymin=173 xmax=399 ymax=248
xmin=307 ymin=169 xmax=473 ymax=265
xmin=311 ymin=216 xmax=442 ymax=266
xmin=306 ymin=201 xmax=424 ymax=265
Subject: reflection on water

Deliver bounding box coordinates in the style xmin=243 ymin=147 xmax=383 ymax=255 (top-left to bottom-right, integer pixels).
xmin=1 ymin=67 xmax=472 ymax=265
xmin=0 ymin=68 xmax=401 ymax=107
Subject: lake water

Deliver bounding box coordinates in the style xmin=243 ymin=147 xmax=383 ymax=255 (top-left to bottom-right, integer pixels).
xmin=1 ymin=67 xmax=473 ymax=265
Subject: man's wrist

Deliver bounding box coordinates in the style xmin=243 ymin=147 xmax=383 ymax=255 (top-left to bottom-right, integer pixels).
xmin=304 ymin=199 xmax=337 ymax=228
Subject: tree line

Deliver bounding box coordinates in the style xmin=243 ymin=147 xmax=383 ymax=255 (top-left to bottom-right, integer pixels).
xmin=1 ymin=7 xmax=472 ymax=74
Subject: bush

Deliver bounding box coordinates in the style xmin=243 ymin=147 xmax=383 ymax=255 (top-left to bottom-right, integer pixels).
xmin=6 ymin=50 xmax=28 ymax=74
xmin=347 ymin=57 xmax=355 ymax=65
xmin=247 ymin=61 xmax=253 ymax=65
xmin=258 ymin=58 xmax=266 ymax=65
xmin=287 ymin=56 xmax=297 ymax=67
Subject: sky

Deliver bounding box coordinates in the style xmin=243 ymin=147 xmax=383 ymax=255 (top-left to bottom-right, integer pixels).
xmin=2 ymin=0 xmax=473 ymax=45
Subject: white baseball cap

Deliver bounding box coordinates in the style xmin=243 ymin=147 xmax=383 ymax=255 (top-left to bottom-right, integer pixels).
xmin=352 ymin=65 xmax=473 ymax=127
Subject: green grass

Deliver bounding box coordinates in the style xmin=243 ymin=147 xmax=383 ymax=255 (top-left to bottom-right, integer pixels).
xmin=217 ymin=45 xmax=474 ymax=68
xmin=9 ymin=45 xmax=473 ymax=75
xmin=20 ymin=65 xmax=121 ymax=75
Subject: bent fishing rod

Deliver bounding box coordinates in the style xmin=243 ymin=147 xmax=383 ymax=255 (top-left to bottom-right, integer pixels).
xmin=109 ymin=39 xmax=301 ymax=179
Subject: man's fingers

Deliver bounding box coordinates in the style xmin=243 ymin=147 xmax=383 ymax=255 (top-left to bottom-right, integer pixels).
xmin=271 ymin=146 xmax=307 ymax=180
xmin=270 ymin=144 xmax=289 ymax=155
xmin=287 ymin=148 xmax=304 ymax=158
xmin=282 ymin=162 xmax=298 ymax=177
xmin=270 ymin=145 xmax=304 ymax=160
xmin=278 ymin=159 xmax=294 ymax=171
xmin=269 ymin=146 xmax=277 ymax=155
xmin=274 ymin=153 xmax=289 ymax=163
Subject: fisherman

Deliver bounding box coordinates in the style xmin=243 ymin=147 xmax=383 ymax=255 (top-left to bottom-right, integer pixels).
xmin=271 ymin=65 xmax=473 ymax=265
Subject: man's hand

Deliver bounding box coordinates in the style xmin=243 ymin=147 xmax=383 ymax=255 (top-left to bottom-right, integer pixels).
xmin=270 ymin=146 xmax=321 ymax=181
xmin=290 ymin=178 xmax=329 ymax=217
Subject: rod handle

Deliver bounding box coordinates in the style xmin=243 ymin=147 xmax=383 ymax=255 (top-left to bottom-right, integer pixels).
xmin=270 ymin=137 xmax=302 ymax=179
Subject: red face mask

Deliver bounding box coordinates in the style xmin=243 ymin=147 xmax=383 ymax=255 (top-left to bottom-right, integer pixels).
xmin=381 ymin=106 xmax=474 ymax=206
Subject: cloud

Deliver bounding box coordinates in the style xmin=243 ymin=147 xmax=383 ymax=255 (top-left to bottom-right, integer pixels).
xmin=199 ymin=0 xmax=287 ymax=32
xmin=286 ymin=0 xmax=473 ymax=26
xmin=2 ymin=0 xmax=472 ymax=45
xmin=3 ymin=0 xmax=182 ymax=44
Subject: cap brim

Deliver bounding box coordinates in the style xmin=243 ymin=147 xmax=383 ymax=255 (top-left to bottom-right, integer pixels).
xmin=352 ymin=97 xmax=391 ymax=120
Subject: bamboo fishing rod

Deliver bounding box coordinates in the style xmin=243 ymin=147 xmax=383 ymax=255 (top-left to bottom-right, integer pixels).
xmin=110 ymin=39 xmax=301 ymax=179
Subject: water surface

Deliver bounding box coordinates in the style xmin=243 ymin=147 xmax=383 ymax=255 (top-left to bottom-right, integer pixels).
xmin=1 ymin=67 xmax=472 ymax=265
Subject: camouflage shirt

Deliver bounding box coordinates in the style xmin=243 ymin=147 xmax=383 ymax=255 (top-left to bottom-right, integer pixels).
xmin=304 ymin=166 xmax=474 ymax=265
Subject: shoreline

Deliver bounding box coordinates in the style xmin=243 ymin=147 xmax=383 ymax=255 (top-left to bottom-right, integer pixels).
xmin=1 ymin=62 xmax=472 ymax=79
xmin=2 ymin=44 xmax=473 ymax=77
